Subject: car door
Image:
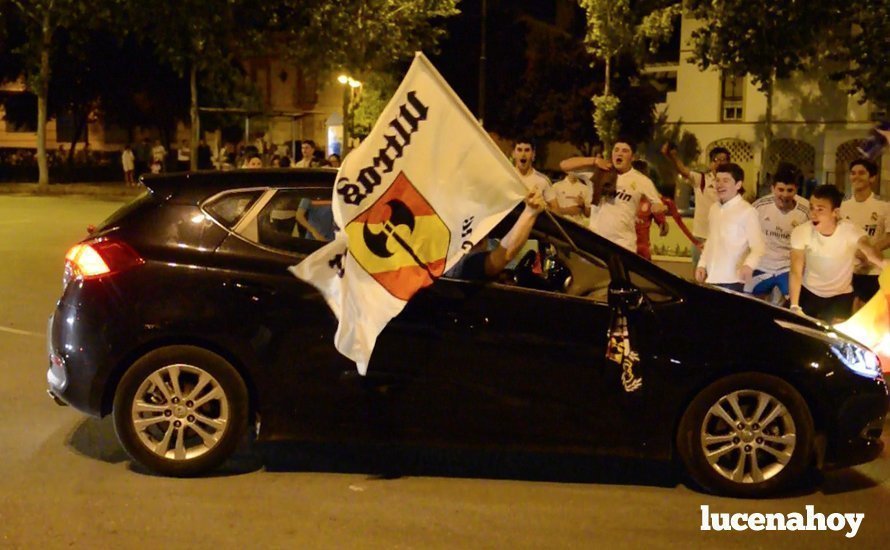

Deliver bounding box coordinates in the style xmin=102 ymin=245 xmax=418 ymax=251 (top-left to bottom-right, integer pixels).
xmin=364 ymin=235 xmax=632 ymax=453
xmin=209 ymin=187 xmax=373 ymax=442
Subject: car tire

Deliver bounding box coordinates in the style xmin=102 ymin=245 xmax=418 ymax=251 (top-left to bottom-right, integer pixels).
xmin=676 ymin=372 xmax=814 ymax=498
xmin=112 ymin=345 xmax=249 ymax=476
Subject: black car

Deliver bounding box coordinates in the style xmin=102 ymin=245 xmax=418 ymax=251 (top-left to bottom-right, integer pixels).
xmin=47 ymin=169 xmax=888 ymax=497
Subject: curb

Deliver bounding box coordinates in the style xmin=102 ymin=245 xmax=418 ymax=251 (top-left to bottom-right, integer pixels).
xmin=0 ymin=182 xmax=143 ymax=199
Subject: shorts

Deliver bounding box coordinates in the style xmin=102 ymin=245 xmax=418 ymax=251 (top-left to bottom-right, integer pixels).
xmin=852 ymin=274 xmax=880 ymax=302
xmin=799 ymin=287 xmax=854 ymax=323
xmin=746 ymin=270 xmax=789 ymax=296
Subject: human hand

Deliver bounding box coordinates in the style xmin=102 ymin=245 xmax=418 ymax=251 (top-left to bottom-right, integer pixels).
xmin=525 ymin=189 xmax=546 ymax=212
xmin=695 ymin=267 xmax=707 ymax=283
xmin=660 ymin=142 xmax=676 ymax=158
xmin=790 ymin=304 xmax=805 ymax=316
xmin=738 ymin=265 xmax=754 ymax=284
xmin=659 ymin=223 xmax=669 ymax=237
xmin=594 ymin=157 xmax=613 ymax=171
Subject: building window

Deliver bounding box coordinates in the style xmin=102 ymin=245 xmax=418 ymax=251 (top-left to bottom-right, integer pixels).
xmin=721 ymin=74 xmax=745 ymax=121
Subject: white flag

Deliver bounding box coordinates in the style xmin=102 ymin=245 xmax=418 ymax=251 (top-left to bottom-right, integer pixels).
xmin=289 ymin=52 xmax=527 ymax=374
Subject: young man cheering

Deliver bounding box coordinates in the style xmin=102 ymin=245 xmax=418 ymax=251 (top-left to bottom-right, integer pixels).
xmin=790 ymin=185 xmax=887 ymax=323
xmin=748 ymin=162 xmax=810 ymax=303
xmin=695 ymin=163 xmax=764 ymax=292
xmin=560 ymin=139 xmax=665 ymax=252
xmin=840 ymin=159 xmax=890 ymax=309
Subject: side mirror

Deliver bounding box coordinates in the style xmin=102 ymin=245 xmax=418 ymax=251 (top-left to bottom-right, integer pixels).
xmin=608 ymin=283 xmax=643 ymax=311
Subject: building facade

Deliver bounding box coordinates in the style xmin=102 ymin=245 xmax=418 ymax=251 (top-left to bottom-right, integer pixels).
xmin=650 ymin=15 xmax=887 ymax=197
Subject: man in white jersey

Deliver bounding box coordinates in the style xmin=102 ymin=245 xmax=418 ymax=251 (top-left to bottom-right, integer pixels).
xmin=695 ymin=163 xmax=765 ymax=291
xmin=790 ymin=185 xmax=887 ymax=323
xmin=840 ymin=158 xmax=890 ymax=308
xmin=560 ymin=138 xmax=665 ymax=252
xmin=748 ymin=162 xmax=810 ymax=302
xmin=512 ymin=138 xmax=553 ymax=197
xmin=661 ymin=143 xmax=730 ymax=267
xmin=548 ymin=171 xmax=592 ymax=225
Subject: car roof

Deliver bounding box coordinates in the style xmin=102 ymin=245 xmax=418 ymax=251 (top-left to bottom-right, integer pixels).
xmin=140 ymin=168 xmax=337 ymax=203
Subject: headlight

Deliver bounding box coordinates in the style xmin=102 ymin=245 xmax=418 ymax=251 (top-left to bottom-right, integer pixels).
xmin=775 ymin=319 xmax=883 ymax=379
xmin=829 ymin=341 xmax=882 ymax=379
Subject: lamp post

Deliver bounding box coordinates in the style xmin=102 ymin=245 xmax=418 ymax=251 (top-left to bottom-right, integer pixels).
xmin=337 ymin=74 xmax=362 ymax=155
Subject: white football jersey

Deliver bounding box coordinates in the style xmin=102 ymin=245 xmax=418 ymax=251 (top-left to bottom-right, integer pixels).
xmin=752 ymin=195 xmax=810 ymax=273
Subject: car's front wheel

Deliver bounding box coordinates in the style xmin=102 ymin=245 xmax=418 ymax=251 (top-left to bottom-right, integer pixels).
xmin=112 ymin=345 xmax=249 ymax=476
xmin=676 ymin=373 xmax=815 ymax=498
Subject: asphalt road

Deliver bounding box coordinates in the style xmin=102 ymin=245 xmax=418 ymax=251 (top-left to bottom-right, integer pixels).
xmin=0 ymin=194 xmax=888 ymax=549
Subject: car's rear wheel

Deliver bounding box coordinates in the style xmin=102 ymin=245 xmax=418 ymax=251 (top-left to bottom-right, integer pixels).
xmin=676 ymin=373 xmax=814 ymax=498
xmin=113 ymin=346 xmax=248 ymax=476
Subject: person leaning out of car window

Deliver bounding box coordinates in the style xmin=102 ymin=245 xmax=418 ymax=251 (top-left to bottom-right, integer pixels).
xmin=789 ymin=184 xmax=889 ymax=323
xmin=446 ymin=189 xmax=546 ymax=280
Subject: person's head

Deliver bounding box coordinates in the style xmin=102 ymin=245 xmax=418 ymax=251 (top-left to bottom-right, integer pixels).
xmin=300 ymin=140 xmax=316 ymax=159
xmin=715 ymin=163 xmax=745 ymax=203
xmin=809 ymin=184 xmax=844 ymax=233
xmin=849 ymin=158 xmax=878 ymax=194
xmin=512 ymin=138 xmax=536 ymax=173
xmin=772 ymin=162 xmax=801 ymax=211
xmin=243 ymin=152 xmax=263 ymax=168
xmin=181 ymin=139 xmax=187 ymax=146
xmin=328 ymin=153 xmax=341 ymax=168
xmin=611 ymin=138 xmax=636 ymax=173
xmin=277 ymin=156 xmax=291 ymax=168
xmin=708 ymin=147 xmax=731 ymax=173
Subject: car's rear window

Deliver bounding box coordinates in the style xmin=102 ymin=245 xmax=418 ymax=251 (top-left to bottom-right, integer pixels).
xmin=94 ymin=190 xmax=158 ymax=232
xmin=203 ymin=190 xmax=264 ymax=228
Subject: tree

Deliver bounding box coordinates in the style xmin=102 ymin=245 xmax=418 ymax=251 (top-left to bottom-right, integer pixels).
xmin=277 ymin=0 xmax=460 ymax=151
xmin=577 ymin=0 xmax=679 ymax=150
xmin=3 ymin=0 xmax=107 ymax=187
xmin=686 ymin=0 xmax=837 ymax=183
xmin=124 ymin=0 xmax=273 ymax=169
xmin=829 ymin=1 xmax=890 ymax=112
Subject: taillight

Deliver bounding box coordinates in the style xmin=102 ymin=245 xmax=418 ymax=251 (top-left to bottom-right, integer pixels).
xmin=63 ymin=238 xmax=144 ymax=288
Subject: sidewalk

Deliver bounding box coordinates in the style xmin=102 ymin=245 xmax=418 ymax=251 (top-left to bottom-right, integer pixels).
xmin=0 ymin=182 xmax=143 ymax=200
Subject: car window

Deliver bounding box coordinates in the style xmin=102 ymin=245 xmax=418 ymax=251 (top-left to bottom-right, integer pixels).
xmin=243 ymin=189 xmax=334 ymax=253
xmin=204 ymin=190 xmax=263 ymax=228
xmin=628 ymin=269 xmax=676 ymax=303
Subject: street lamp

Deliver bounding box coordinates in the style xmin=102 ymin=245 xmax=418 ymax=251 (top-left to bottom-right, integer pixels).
xmin=337 ymin=74 xmax=362 ymax=155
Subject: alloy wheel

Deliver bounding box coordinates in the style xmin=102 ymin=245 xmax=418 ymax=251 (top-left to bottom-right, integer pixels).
xmin=130 ymin=364 xmax=229 ymax=461
xmin=699 ymin=389 xmax=797 ymax=484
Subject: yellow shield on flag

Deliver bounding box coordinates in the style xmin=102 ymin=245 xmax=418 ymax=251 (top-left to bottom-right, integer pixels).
xmin=345 ymin=171 xmax=450 ymax=300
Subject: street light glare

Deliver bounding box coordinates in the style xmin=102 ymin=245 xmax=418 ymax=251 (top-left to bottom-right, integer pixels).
xmin=348 ymin=79 xmax=361 ymax=88
xmin=337 ymin=74 xmax=349 ymax=84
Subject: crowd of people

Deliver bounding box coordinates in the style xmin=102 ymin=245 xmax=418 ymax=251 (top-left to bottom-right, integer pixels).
xmin=120 ymin=137 xmax=342 ymax=180
xmin=506 ymin=134 xmax=890 ymax=325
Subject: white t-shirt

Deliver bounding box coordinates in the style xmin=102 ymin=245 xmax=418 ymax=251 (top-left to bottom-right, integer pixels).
xmin=177 ymin=146 xmax=190 ymax=162
xmin=790 ymin=220 xmax=865 ymax=297
xmin=752 ymin=195 xmax=810 ymax=273
xmin=688 ymin=170 xmax=719 ymax=239
xmin=699 ymin=194 xmax=765 ymax=284
xmin=121 ymin=149 xmax=135 ymax=172
xmin=588 ymin=168 xmax=663 ymax=251
xmin=551 ymin=176 xmax=593 ymax=225
xmin=840 ymin=193 xmax=890 ymax=275
xmin=517 ymin=168 xmax=553 ymax=200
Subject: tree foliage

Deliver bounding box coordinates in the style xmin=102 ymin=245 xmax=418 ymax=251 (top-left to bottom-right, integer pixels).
xmin=829 ymin=1 xmax=890 ymax=112
xmin=278 ymin=0 xmax=460 ymax=76
xmin=685 ymin=0 xmax=835 ymax=93
xmin=577 ymin=0 xmax=679 ymax=149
